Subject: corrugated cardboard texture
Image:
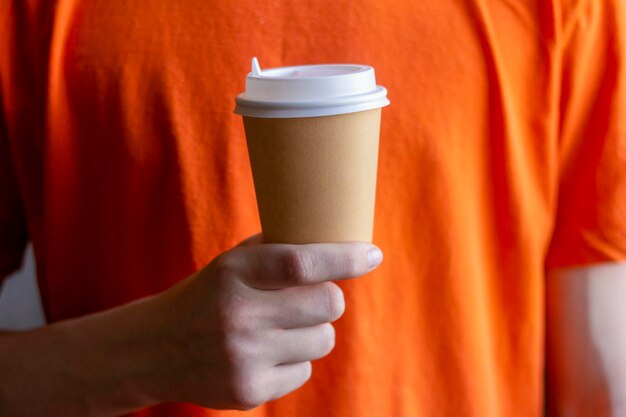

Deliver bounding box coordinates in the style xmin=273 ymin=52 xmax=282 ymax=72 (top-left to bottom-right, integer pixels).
xmin=243 ymin=109 xmax=381 ymax=243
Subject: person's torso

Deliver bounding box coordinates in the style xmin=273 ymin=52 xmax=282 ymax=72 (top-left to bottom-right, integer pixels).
xmin=2 ymin=1 xmax=564 ymax=415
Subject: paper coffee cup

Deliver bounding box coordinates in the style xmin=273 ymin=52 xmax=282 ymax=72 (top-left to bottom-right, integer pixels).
xmin=235 ymin=58 xmax=389 ymax=243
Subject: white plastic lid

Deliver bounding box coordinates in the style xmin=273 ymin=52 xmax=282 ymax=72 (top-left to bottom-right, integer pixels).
xmin=234 ymin=57 xmax=390 ymax=118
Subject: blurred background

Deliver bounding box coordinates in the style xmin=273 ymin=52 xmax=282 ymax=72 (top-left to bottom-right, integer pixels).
xmin=0 ymin=245 xmax=46 ymax=330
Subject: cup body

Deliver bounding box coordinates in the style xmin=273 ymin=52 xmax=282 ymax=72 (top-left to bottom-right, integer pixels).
xmin=243 ymin=108 xmax=381 ymax=243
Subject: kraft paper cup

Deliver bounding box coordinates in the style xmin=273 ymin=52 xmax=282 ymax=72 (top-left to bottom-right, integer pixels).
xmin=235 ymin=58 xmax=389 ymax=243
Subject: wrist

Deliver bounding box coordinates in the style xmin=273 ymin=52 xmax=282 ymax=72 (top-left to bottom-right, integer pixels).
xmin=0 ymin=293 xmax=176 ymax=417
xmin=56 ymin=294 xmax=175 ymax=414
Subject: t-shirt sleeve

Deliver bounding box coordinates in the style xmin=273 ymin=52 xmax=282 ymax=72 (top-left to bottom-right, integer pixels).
xmin=546 ymin=0 xmax=626 ymax=269
xmin=0 ymin=102 xmax=28 ymax=283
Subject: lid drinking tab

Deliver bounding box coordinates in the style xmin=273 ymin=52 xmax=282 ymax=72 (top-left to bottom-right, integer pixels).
xmin=251 ymin=57 xmax=262 ymax=76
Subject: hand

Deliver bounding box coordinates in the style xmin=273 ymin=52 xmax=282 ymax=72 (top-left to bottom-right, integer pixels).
xmin=0 ymin=234 xmax=382 ymax=416
xmin=146 ymin=234 xmax=383 ymax=410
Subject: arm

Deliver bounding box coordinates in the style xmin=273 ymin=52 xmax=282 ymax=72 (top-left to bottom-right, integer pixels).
xmin=546 ymin=263 xmax=626 ymax=417
xmin=0 ymin=236 xmax=382 ymax=416
xmin=0 ymin=295 xmax=169 ymax=416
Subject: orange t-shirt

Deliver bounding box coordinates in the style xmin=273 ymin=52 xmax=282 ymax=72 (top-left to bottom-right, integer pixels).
xmin=1 ymin=0 xmax=625 ymax=416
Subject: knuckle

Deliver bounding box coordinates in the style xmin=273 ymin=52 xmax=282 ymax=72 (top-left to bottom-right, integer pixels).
xmin=222 ymin=331 xmax=252 ymax=365
xmin=218 ymin=310 xmax=264 ymax=366
xmin=230 ymin=369 xmax=266 ymax=410
xmin=282 ymin=249 xmax=315 ymax=284
xmin=210 ymin=253 xmax=239 ymax=282
xmin=322 ymin=282 xmax=345 ymax=321
xmin=216 ymin=293 xmax=255 ymax=335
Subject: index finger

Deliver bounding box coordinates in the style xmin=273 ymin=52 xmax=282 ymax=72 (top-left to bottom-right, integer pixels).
xmin=223 ymin=242 xmax=383 ymax=290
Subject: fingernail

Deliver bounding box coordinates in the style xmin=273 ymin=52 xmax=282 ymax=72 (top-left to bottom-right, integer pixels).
xmin=367 ymin=247 xmax=383 ymax=269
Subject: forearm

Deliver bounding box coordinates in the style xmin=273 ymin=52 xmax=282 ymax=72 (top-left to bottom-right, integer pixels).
xmin=0 ymin=294 xmax=170 ymax=417
xmin=546 ymin=263 xmax=626 ymax=417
